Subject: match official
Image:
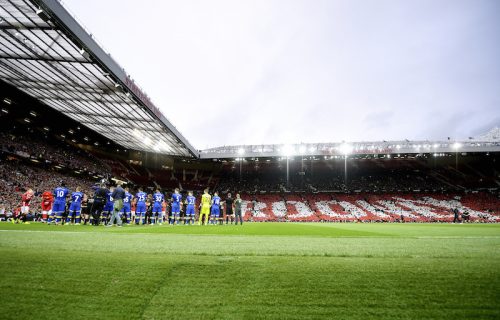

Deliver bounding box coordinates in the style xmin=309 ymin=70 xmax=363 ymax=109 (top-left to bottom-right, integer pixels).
xmin=234 ymin=193 xmax=243 ymax=225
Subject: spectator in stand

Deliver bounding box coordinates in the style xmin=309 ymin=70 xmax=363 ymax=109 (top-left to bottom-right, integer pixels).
xmin=0 ymin=132 xmax=109 ymax=176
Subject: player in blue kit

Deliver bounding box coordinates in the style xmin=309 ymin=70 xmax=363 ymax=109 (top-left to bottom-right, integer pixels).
xmin=151 ymin=189 xmax=164 ymax=225
xmin=184 ymin=191 xmax=196 ymax=225
xmin=210 ymin=192 xmax=221 ymax=225
xmin=121 ymin=187 xmax=133 ymax=224
xmin=102 ymin=187 xmax=114 ymax=225
xmin=48 ymin=182 xmax=69 ymax=225
xmin=67 ymin=186 xmax=84 ymax=225
xmin=135 ymin=187 xmax=147 ymax=225
xmin=170 ymin=188 xmax=182 ymax=225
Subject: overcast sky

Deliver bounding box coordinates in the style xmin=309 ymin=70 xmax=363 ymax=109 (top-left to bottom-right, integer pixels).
xmin=63 ymin=0 xmax=500 ymax=149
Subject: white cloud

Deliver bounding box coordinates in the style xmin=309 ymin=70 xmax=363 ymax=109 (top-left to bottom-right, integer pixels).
xmin=63 ymin=0 xmax=500 ymax=148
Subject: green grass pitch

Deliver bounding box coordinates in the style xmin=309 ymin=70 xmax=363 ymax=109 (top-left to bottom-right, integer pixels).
xmin=0 ymin=222 xmax=499 ymax=319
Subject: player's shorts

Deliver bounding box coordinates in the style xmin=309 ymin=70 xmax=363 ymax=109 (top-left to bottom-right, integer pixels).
xmin=152 ymin=204 xmax=162 ymax=213
xmin=171 ymin=204 xmax=180 ymax=213
xmin=186 ymin=206 xmax=195 ymax=216
xmin=69 ymin=203 xmax=81 ymax=212
xmin=136 ymin=203 xmax=146 ymax=214
xmin=121 ymin=204 xmax=131 ymax=213
xmin=52 ymin=201 xmax=65 ymax=212
xmin=41 ymin=202 xmax=52 ymax=211
xmin=103 ymin=203 xmax=114 ymax=212
xmin=211 ymin=208 xmax=220 ymax=217
xmin=226 ymin=208 xmax=234 ymax=216
xmin=200 ymin=206 xmax=210 ymax=215
xmin=21 ymin=206 xmax=30 ymax=214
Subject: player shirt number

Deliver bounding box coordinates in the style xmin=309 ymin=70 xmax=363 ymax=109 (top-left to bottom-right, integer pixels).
xmin=155 ymin=196 xmax=162 ymax=202
xmin=74 ymin=196 xmax=80 ymax=202
xmin=138 ymin=195 xmax=145 ymax=201
xmin=57 ymin=190 xmax=64 ymax=197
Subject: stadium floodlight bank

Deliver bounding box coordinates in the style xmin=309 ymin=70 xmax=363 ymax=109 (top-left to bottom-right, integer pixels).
xmin=0 ymin=0 xmax=197 ymax=157
xmin=199 ymin=140 xmax=500 ymax=159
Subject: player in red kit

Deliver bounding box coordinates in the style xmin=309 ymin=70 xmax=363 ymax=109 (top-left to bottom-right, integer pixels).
xmin=17 ymin=188 xmax=34 ymax=223
xmin=41 ymin=191 xmax=54 ymax=222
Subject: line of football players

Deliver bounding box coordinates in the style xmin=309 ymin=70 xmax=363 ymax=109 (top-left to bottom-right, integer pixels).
xmin=22 ymin=183 xmax=244 ymax=226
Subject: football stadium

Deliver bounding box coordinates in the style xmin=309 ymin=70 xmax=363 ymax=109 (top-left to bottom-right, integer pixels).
xmin=0 ymin=1 xmax=499 ymax=319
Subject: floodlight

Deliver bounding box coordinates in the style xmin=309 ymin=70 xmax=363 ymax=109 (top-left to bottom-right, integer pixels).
xmin=339 ymin=143 xmax=353 ymax=155
xmin=79 ymin=48 xmax=90 ymax=60
xmin=309 ymin=146 xmax=316 ymax=153
xmin=452 ymin=142 xmax=462 ymax=150
xmin=396 ymin=145 xmax=401 ymax=149
xmin=133 ymin=129 xmax=142 ymax=138
xmin=237 ymin=147 xmax=245 ymax=155
xmin=282 ymin=145 xmax=295 ymax=157
xmin=157 ymin=141 xmax=170 ymax=152
xmin=144 ymin=137 xmax=151 ymax=146
xmin=433 ymin=144 xmax=439 ymax=149
xmin=299 ymin=145 xmax=307 ymax=154
xmin=36 ymin=9 xmax=51 ymax=23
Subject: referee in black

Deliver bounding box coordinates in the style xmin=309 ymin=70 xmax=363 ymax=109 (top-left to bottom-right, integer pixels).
xmin=225 ymin=193 xmax=234 ymax=224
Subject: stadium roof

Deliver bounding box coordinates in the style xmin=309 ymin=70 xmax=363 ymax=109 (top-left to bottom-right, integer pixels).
xmin=0 ymin=0 xmax=197 ymax=157
xmin=200 ymin=140 xmax=500 ymax=159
